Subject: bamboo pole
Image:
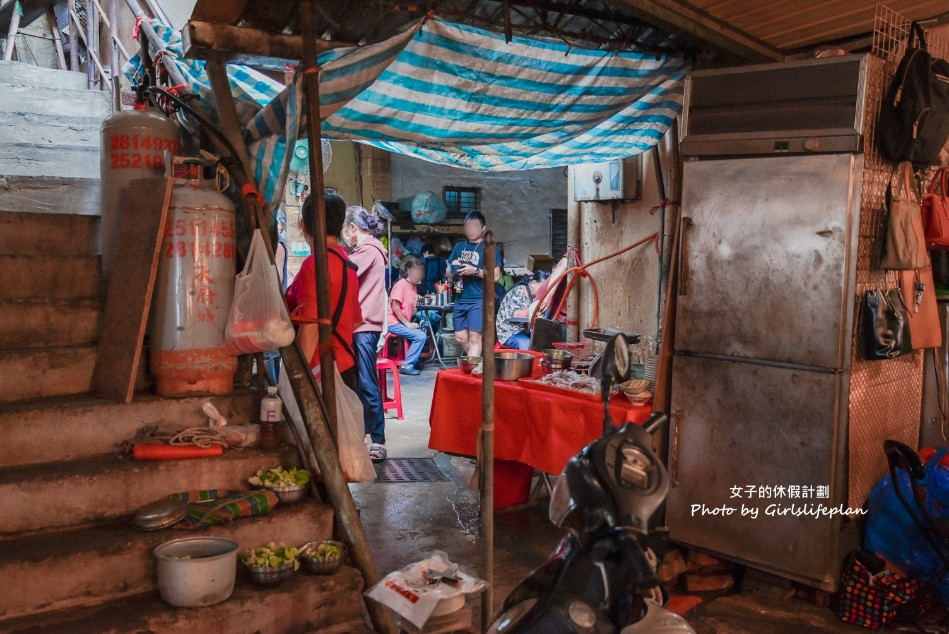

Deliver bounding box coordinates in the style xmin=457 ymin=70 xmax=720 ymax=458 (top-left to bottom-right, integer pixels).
xmin=85 ymin=0 xmax=95 ymax=88
xmin=298 ymin=0 xmax=339 ymax=442
xmin=69 ymin=3 xmax=78 ymax=71
xmin=480 ymin=231 xmax=497 ymax=631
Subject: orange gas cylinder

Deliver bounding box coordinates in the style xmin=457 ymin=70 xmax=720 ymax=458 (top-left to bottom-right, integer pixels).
xmin=150 ymin=171 xmax=237 ymax=397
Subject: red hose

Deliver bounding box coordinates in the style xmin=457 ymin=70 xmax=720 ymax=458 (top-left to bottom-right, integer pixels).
xmin=531 ymin=232 xmax=659 ymax=329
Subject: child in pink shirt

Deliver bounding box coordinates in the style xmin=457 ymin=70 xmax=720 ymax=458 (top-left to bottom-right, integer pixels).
xmin=387 ymin=259 xmax=428 ymax=375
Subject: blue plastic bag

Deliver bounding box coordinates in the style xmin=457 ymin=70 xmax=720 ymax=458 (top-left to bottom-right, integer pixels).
xmin=864 ymin=446 xmax=949 ymax=604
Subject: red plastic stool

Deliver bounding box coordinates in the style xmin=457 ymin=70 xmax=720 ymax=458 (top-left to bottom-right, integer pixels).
xmin=376 ymin=358 xmax=404 ymax=420
xmin=380 ymin=333 xmax=408 ymax=364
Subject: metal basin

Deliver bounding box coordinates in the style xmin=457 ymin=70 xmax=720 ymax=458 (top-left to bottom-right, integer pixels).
xmin=494 ymin=352 xmax=535 ymax=381
xmin=153 ymin=537 xmax=239 ymax=607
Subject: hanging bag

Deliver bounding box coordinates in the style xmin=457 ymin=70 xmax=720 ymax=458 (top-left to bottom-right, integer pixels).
xmin=878 ymin=22 xmax=949 ymax=167
xmin=900 ymin=267 xmax=942 ymax=349
xmin=862 ymin=286 xmax=912 ymax=360
xmin=922 ymin=168 xmax=949 ymax=249
xmin=882 ymin=162 xmax=930 ymax=270
xmin=224 ymin=230 xmax=296 ymax=355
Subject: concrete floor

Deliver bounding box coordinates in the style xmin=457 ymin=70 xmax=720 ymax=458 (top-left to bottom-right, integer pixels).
xmin=350 ymin=365 xmax=946 ymax=633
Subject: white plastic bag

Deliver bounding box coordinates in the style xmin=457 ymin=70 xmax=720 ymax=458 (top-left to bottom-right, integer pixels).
xmin=224 ymin=229 xmax=296 ymax=355
xmin=365 ymin=551 xmax=485 ymax=629
xmin=278 ymin=365 xmax=376 ymax=483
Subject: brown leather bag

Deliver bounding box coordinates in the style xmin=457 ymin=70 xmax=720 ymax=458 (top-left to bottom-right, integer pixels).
xmin=883 ymin=162 xmax=931 ymax=270
xmin=922 ymin=168 xmax=949 ymax=250
xmin=901 ymin=266 xmax=942 ymax=349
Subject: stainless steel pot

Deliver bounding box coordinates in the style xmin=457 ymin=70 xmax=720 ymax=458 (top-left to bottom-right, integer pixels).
xmin=153 ymin=537 xmax=239 ymax=607
xmin=494 ymin=352 xmax=535 ymax=381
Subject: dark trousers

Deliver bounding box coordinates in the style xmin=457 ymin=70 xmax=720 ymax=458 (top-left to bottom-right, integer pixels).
xmin=353 ymin=331 xmax=385 ymax=444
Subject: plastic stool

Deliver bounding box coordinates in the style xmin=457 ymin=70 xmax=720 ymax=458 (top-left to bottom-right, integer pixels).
xmin=380 ymin=333 xmax=408 ymax=364
xmin=376 ymin=358 xmax=404 ymax=420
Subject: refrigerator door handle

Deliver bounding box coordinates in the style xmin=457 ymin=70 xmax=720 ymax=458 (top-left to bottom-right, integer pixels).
xmin=677 ymin=217 xmax=693 ymax=296
xmin=671 ymin=408 xmax=683 ymax=487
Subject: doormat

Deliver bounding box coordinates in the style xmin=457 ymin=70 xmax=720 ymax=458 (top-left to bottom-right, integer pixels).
xmin=374 ymin=458 xmax=450 ymax=483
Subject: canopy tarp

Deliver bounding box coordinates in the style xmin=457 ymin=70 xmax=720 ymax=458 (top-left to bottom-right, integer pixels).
xmin=125 ymin=17 xmax=690 ymax=209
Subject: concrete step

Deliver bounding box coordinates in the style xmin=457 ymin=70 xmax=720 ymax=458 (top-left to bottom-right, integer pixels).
xmin=0 ymin=566 xmax=371 ymax=634
xmin=0 ymin=447 xmax=299 ymax=538
xmin=0 ymin=344 xmax=95 ymax=403
xmin=0 ymin=142 xmax=101 ymax=179
xmin=0 ymin=255 xmax=102 ymax=300
xmin=0 ymin=111 xmax=103 ymax=147
xmin=0 ymin=503 xmax=335 ymax=621
xmin=0 ymin=84 xmax=111 ymax=119
xmin=0 ymin=176 xmax=101 ymax=216
xmin=0 ymin=210 xmax=99 ymax=255
xmin=0 ymin=298 xmax=102 ymax=349
xmin=0 ymin=60 xmax=88 ymax=91
xmin=0 ymin=391 xmax=256 ymax=469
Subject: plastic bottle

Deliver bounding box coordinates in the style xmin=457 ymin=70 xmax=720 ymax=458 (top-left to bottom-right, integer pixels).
xmin=259 ymin=386 xmax=282 ymax=449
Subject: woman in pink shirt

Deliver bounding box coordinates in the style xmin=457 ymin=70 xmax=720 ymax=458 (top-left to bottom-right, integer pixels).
xmin=387 ymin=259 xmax=428 ymax=376
xmin=344 ymin=206 xmax=389 ymax=459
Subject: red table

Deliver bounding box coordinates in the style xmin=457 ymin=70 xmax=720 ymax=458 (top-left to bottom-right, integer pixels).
xmin=429 ymin=369 xmax=651 ymax=506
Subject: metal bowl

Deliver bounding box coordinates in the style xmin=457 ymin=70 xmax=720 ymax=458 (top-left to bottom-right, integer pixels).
xmin=457 ymin=356 xmax=482 ymax=374
xmin=494 ymin=352 xmax=535 ymax=381
xmin=299 ymin=540 xmax=347 ymax=575
xmin=243 ymin=561 xmax=295 ymax=587
xmin=262 ymin=483 xmax=308 ymax=504
xmin=134 ymin=498 xmax=189 ymax=531
xmin=542 ymin=349 xmax=573 ymax=370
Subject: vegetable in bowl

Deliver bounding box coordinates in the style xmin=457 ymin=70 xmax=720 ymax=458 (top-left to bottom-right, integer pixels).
xmin=241 ymin=543 xmax=300 ymax=571
xmin=248 ymin=466 xmax=310 ymax=488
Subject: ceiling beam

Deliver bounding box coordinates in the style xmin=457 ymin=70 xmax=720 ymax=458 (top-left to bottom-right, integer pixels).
xmin=181 ymin=20 xmax=350 ymax=69
xmin=611 ymin=0 xmax=783 ymax=62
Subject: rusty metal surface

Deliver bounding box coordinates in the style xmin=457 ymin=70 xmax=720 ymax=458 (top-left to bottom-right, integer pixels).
xmin=675 ymin=153 xmax=860 ymax=370
xmin=667 ymin=354 xmax=844 ymax=589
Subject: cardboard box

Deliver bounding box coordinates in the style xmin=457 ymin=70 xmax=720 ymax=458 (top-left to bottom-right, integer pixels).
xmin=527 ymin=254 xmax=556 ymax=272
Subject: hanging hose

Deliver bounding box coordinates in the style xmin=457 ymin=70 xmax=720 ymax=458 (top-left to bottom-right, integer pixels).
xmin=531 ymin=231 xmax=660 ymax=329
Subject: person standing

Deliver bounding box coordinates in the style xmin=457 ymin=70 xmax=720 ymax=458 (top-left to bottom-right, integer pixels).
xmin=446 ymin=212 xmax=501 ymax=358
xmin=387 ymin=259 xmax=429 ymax=376
xmin=344 ymin=206 xmax=389 ymax=460
xmin=496 ymin=270 xmax=550 ymax=350
xmin=285 ymin=193 xmax=362 ymax=392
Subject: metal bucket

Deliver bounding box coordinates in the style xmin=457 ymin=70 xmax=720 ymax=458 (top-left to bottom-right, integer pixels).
xmin=153 ymin=536 xmax=239 ymax=607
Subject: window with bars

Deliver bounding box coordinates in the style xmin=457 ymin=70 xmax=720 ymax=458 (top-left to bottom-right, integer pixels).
xmin=443 ymin=186 xmax=481 ymax=215
xmin=550 ymin=208 xmax=568 ymax=257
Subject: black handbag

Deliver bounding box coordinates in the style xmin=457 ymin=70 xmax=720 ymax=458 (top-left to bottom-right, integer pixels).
xmin=878 ymin=23 xmax=949 ymax=167
xmin=863 ymin=288 xmax=913 ymax=360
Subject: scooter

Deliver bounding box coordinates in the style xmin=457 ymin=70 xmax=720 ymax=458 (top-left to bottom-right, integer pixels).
xmin=487 ymin=335 xmax=696 ymax=633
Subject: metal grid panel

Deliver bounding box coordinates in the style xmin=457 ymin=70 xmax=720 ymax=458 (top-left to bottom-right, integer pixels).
xmin=844 ymin=4 xmax=949 ymax=508
xmin=373 ymin=458 xmax=450 ymax=483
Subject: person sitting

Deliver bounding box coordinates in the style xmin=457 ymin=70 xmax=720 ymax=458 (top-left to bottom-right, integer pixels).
xmin=496 ymin=270 xmax=550 ymax=350
xmin=387 ymin=258 xmax=429 ymax=376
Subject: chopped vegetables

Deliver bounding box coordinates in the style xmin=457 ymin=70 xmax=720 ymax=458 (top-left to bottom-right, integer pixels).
xmin=305 ymin=541 xmax=342 ymax=561
xmin=249 ymin=466 xmax=310 ymax=488
xmin=242 ymin=543 xmax=300 ymax=570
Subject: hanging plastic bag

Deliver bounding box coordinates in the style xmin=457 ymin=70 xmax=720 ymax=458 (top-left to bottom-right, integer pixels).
xmin=278 ymin=365 xmax=376 ymax=483
xmin=224 ymin=229 xmax=296 ymax=355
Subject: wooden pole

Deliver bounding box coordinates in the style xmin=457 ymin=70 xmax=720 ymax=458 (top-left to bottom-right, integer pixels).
xmin=46 ymin=8 xmax=67 ymax=70
xmin=298 ymin=0 xmax=339 ymax=442
xmin=480 ymin=231 xmax=497 ymax=631
xmin=2 ymin=1 xmax=21 ymax=61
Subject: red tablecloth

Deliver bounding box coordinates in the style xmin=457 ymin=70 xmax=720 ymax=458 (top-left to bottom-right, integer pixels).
xmin=428 ymin=369 xmax=651 ymax=475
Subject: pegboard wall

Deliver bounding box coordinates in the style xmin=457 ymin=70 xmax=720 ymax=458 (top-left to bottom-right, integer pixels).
xmin=846 ymin=4 xmax=947 ymax=509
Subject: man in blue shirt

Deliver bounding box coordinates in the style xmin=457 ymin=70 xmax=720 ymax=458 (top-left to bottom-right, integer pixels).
xmin=446 ymin=211 xmax=501 ymax=358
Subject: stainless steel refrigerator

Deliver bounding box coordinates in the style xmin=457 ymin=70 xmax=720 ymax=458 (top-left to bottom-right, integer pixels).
xmin=665 ymin=54 xmax=922 ymax=590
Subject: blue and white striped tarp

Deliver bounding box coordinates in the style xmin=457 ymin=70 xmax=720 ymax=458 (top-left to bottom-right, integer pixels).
xmin=125 ymin=18 xmax=690 ymax=208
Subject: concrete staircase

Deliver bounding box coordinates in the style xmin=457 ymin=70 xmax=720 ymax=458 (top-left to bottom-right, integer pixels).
xmin=0 ymin=62 xmax=372 ymax=633
xmin=0 ymin=61 xmax=104 ymax=216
